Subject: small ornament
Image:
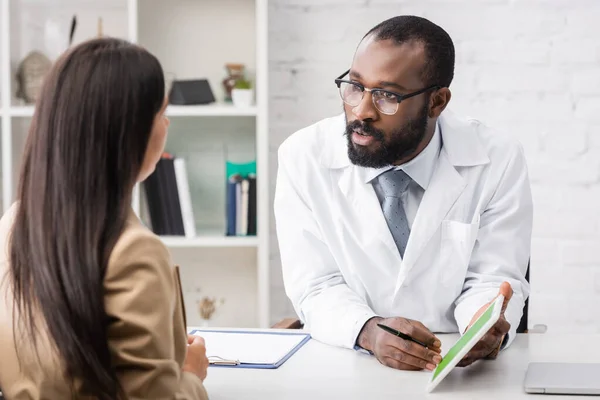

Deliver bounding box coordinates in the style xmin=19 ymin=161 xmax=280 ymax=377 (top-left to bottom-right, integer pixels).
xmin=198 ymin=296 xmax=225 ymax=327
xmin=15 ymin=51 xmax=52 ymax=104
xmin=222 ymin=63 xmax=245 ymax=103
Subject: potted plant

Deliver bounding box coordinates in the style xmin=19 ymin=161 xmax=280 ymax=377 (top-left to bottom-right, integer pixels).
xmin=231 ymin=78 xmax=254 ymax=107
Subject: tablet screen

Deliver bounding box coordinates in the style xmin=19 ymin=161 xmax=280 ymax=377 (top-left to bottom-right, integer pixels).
xmin=429 ymin=295 xmax=503 ymax=389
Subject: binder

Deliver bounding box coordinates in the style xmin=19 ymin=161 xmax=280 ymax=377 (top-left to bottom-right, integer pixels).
xmin=162 ymin=156 xmax=185 ymax=236
xmin=173 ymin=158 xmax=196 ymax=238
xmin=225 ymin=161 xmax=256 ymax=237
xmin=239 ymin=179 xmax=249 ymax=235
xmin=189 ymin=329 xmax=311 ymax=369
xmin=143 ymin=166 xmax=166 ymax=234
xmin=235 ymin=179 xmax=243 ymax=235
xmin=247 ymin=174 xmax=257 ymax=235
xmin=156 ymin=158 xmax=174 ymax=235
xmin=226 ymin=174 xmax=241 ymax=236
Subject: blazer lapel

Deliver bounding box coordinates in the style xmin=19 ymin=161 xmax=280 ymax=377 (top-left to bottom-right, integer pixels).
xmin=174 ymin=265 xmax=187 ymax=328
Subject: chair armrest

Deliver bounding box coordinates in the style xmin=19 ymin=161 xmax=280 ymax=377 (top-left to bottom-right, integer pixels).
xmin=272 ymin=318 xmax=304 ymax=329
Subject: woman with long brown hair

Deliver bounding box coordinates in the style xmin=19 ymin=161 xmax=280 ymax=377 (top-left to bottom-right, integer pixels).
xmin=0 ymin=37 xmax=208 ymax=399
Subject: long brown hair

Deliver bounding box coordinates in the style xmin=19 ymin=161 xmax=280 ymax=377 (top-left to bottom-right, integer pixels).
xmin=9 ymin=37 xmax=165 ymax=399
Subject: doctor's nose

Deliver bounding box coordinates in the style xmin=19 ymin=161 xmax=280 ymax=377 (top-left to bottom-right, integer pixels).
xmin=351 ymin=92 xmax=379 ymax=122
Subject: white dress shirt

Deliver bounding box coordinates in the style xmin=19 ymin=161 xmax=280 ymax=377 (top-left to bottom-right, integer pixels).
xmin=367 ymin=122 xmax=442 ymax=230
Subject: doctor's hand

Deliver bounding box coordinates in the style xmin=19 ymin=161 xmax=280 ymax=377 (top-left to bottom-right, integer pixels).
xmin=357 ymin=317 xmax=442 ymax=371
xmin=457 ymin=282 xmax=513 ymax=368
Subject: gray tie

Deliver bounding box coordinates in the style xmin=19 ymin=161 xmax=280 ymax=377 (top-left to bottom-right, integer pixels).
xmin=377 ymin=169 xmax=412 ymax=257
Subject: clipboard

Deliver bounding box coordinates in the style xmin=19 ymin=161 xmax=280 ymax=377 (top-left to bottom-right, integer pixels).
xmin=189 ymin=329 xmax=311 ymax=369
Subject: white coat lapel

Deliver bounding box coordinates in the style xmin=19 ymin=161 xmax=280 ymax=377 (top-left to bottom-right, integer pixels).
xmin=337 ymin=166 xmax=403 ymax=266
xmin=322 ymin=114 xmax=402 ymax=265
xmin=398 ymin=110 xmax=491 ymax=281
xmin=400 ymin=151 xmax=466 ymax=275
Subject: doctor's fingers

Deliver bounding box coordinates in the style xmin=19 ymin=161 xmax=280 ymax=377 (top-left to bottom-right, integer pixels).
xmin=456 ymin=344 xmax=492 ymax=367
xmin=380 ymin=352 xmax=436 ymax=371
xmin=472 ymin=333 xmax=500 ymax=355
xmin=458 ymin=333 xmax=502 ymax=366
xmin=385 ymin=338 xmax=442 ymax=365
xmin=492 ymin=317 xmax=511 ymax=336
xmin=407 ymin=320 xmax=442 ymax=351
xmin=385 ymin=318 xmax=440 ymax=350
xmin=457 ymin=353 xmax=478 ymax=368
xmin=457 ymin=338 xmax=500 ymax=367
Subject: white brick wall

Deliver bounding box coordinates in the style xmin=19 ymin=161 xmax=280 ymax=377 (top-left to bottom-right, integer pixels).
xmin=268 ymin=0 xmax=600 ymax=333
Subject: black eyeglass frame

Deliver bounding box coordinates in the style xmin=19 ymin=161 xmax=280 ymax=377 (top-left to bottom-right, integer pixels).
xmin=334 ymin=69 xmax=442 ymax=114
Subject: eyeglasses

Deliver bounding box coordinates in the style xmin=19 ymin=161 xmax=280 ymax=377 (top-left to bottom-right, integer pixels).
xmin=334 ymin=69 xmax=441 ymax=115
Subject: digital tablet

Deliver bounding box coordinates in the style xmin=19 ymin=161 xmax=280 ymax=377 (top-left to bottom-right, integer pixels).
xmin=426 ymin=294 xmax=504 ymax=393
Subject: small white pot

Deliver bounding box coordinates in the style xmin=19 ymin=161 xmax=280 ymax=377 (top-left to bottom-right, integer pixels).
xmin=231 ymin=88 xmax=254 ymax=107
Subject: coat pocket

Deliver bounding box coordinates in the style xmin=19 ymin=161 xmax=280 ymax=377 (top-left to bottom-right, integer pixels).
xmin=439 ymin=218 xmax=479 ymax=290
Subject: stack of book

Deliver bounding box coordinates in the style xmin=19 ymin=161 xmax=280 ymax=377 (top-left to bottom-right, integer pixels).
xmin=143 ymin=153 xmax=196 ymax=237
xmin=226 ymin=173 xmax=257 ymax=236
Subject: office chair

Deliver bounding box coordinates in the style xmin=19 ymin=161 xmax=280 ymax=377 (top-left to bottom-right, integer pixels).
xmin=516 ymin=261 xmax=530 ymax=334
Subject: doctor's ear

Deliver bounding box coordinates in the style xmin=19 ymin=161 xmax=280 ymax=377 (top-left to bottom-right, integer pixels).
xmin=428 ymin=87 xmax=451 ymax=118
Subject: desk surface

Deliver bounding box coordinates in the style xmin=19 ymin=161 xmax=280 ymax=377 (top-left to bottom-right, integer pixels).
xmin=196 ymin=330 xmax=600 ymax=400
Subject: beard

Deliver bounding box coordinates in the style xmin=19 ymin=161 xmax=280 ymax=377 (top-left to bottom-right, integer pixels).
xmin=345 ymin=101 xmax=430 ymax=168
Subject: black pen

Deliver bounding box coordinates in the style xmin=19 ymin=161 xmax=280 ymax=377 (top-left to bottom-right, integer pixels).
xmin=377 ymin=323 xmax=429 ymax=348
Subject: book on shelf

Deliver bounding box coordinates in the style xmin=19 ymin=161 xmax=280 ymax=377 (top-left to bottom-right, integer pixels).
xmin=143 ymin=153 xmax=196 ymax=237
xmin=226 ymin=161 xmax=257 ymax=237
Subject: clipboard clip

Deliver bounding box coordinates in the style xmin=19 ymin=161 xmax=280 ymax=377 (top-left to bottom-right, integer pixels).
xmin=208 ymin=355 xmax=240 ymax=366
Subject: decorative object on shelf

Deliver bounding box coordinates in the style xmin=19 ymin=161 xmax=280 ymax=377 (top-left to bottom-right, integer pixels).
xmin=222 ymin=63 xmax=245 ymax=103
xmin=168 ymin=79 xmax=215 ymax=105
xmin=198 ymin=296 xmax=225 ymax=327
xmin=231 ymin=78 xmax=254 ymax=108
xmin=68 ymin=15 xmax=77 ymax=47
xmin=15 ymin=51 xmax=52 ymax=104
xmin=15 ymin=13 xmax=78 ymax=104
xmin=226 ymin=161 xmax=257 ymax=237
xmin=98 ymin=17 xmax=103 ymax=37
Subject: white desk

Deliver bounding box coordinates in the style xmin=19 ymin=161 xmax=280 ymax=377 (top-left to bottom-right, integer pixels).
xmin=198 ymin=331 xmax=600 ymax=399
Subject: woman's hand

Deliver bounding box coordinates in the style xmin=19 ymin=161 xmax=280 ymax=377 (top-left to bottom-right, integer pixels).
xmin=183 ymin=335 xmax=209 ymax=381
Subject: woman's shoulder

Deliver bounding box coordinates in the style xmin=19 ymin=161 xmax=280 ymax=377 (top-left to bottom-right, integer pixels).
xmin=106 ymin=210 xmax=172 ymax=280
xmin=0 ymin=202 xmax=20 ymax=237
xmin=0 ymin=202 xmax=20 ymax=266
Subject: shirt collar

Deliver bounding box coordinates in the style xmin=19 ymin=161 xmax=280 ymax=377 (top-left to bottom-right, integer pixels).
xmin=364 ymin=121 xmax=442 ymax=190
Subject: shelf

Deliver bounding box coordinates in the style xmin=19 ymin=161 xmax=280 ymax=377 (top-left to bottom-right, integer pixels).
xmin=166 ymin=104 xmax=257 ymax=117
xmin=160 ymin=234 xmax=259 ymax=248
xmin=17 ymin=0 xmax=125 ymax=5
xmin=8 ymin=106 xmax=35 ymax=117
xmin=2 ymin=0 xmax=270 ymax=328
xmin=5 ymin=104 xmax=256 ymax=118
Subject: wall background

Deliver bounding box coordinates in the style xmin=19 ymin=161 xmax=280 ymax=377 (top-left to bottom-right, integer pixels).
xmin=268 ymin=0 xmax=600 ymax=333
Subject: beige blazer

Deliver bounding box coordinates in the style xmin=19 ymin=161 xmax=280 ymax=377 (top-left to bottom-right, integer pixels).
xmin=0 ymin=204 xmax=208 ymax=399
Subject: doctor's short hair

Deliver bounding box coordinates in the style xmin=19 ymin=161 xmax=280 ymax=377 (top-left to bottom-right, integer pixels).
xmin=364 ymin=15 xmax=455 ymax=88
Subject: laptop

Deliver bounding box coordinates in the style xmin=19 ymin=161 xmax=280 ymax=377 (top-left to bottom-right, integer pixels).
xmin=524 ymin=362 xmax=600 ymax=395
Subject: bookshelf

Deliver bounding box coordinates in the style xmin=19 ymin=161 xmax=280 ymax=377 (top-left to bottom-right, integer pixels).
xmin=0 ymin=0 xmax=270 ymax=328
xmin=5 ymin=104 xmax=258 ymax=117
xmin=161 ymin=234 xmax=260 ymax=249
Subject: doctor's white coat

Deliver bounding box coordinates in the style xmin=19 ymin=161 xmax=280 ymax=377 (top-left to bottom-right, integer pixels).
xmin=274 ymin=110 xmax=533 ymax=350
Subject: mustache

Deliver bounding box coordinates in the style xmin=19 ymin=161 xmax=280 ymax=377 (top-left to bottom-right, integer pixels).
xmin=345 ymin=120 xmax=385 ymax=142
